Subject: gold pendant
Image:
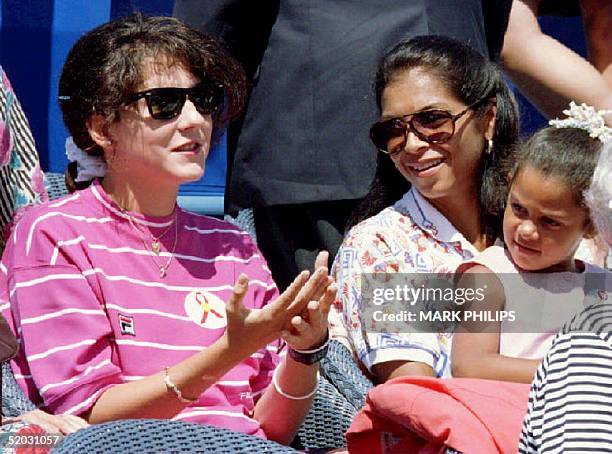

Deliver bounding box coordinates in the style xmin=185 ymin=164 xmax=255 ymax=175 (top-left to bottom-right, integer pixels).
xmin=159 ymin=266 xmax=166 ymax=278
xmin=152 ymin=240 xmax=161 ymax=255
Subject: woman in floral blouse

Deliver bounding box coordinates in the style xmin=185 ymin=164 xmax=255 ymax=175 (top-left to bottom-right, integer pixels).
xmin=329 ymin=35 xmax=520 ymax=381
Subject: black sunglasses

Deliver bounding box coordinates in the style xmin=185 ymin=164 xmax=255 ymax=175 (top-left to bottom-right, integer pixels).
xmin=370 ymin=99 xmax=485 ymax=154
xmin=126 ymin=80 xmax=225 ymax=120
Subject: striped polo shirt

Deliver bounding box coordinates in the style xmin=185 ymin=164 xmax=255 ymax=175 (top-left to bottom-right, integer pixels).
xmin=0 ymin=180 xmax=281 ymax=437
xmin=519 ymin=301 xmax=612 ymax=453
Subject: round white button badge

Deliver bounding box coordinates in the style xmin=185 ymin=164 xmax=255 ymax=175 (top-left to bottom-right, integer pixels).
xmin=184 ymin=290 xmax=227 ymax=329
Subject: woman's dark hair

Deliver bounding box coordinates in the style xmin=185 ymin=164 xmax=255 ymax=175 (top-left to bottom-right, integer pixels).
xmin=512 ymin=127 xmax=602 ymax=213
xmin=59 ymin=14 xmax=247 ymax=190
xmin=346 ymin=35 xmax=520 ymax=240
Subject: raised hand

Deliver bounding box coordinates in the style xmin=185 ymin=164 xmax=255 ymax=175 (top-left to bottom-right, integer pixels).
xmin=282 ymin=251 xmax=336 ymax=351
xmin=223 ymin=265 xmax=330 ymax=358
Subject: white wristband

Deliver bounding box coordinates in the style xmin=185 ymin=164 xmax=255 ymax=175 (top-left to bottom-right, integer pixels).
xmin=272 ymin=367 xmax=319 ymax=400
xmin=291 ymin=336 xmax=330 ymax=354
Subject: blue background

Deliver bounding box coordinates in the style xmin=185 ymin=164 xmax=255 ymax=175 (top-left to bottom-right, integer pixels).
xmin=0 ymin=1 xmax=588 ymax=213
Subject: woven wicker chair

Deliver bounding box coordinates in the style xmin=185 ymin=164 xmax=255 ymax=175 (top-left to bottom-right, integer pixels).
xmin=1 ymin=362 xmax=36 ymax=418
xmin=52 ymin=419 xmax=297 ymax=454
xmin=1 ymin=326 xmax=362 ymax=452
xmin=3 ymin=341 xmax=357 ymax=452
xmin=2 ymin=359 xmax=359 ymax=450
xmin=47 ymin=374 xmax=356 ymax=453
xmin=320 ymin=340 xmax=374 ymax=410
xmin=296 ymin=373 xmax=357 ymax=449
xmin=44 ymin=172 xmax=69 ymax=200
xmin=2 ymin=358 xmax=354 ymax=451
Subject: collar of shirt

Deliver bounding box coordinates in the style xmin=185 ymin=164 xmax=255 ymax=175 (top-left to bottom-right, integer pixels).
xmin=394 ymin=188 xmax=479 ymax=257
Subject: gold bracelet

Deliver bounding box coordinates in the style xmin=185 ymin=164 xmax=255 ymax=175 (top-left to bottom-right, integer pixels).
xmin=164 ymin=367 xmax=198 ymax=403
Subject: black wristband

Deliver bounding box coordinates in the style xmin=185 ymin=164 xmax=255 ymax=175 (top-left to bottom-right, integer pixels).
xmin=288 ymin=333 xmax=329 ymax=365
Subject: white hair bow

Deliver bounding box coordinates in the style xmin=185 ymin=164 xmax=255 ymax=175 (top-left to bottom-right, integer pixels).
xmin=65 ymin=136 xmax=107 ymax=182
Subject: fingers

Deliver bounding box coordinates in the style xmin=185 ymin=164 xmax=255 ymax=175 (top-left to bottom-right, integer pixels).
xmin=60 ymin=414 xmax=89 ymax=434
xmin=303 ymin=300 xmax=321 ymax=329
xmin=274 ymin=270 xmax=310 ymax=312
xmin=314 ymin=250 xmax=329 ymax=271
xmin=301 ymin=285 xmax=334 ymax=334
xmin=51 ymin=414 xmax=89 ymax=434
xmin=272 ymin=262 xmax=333 ymax=326
xmin=298 ymin=275 xmax=335 ymax=322
xmin=282 ymin=270 xmax=310 ymax=301
xmin=17 ymin=410 xmax=88 ymax=435
xmin=318 ymin=283 xmax=336 ymax=316
xmin=277 ymin=251 xmax=331 ymax=314
xmin=282 ymin=284 xmax=336 ymax=350
xmin=281 ymin=315 xmax=309 ymax=347
xmin=19 ymin=413 xmax=56 ymax=434
xmin=227 ymin=274 xmax=249 ymax=315
xmin=286 ymin=267 xmax=328 ymax=313
xmin=17 ymin=409 xmax=51 ymax=429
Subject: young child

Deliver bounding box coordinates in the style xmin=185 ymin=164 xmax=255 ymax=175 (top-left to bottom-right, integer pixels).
xmin=520 ymin=139 xmax=612 ymax=453
xmin=451 ymin=103 xmax=611 ymax=383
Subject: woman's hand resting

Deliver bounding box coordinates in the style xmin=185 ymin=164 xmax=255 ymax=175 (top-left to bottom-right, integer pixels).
xmin=10 ymin=410 xmax=89 ymax=435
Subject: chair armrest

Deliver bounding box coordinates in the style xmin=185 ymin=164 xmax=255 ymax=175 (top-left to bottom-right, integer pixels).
xmin=2 ymin=362 xmax=36 ymax=418
xmin=296 ymin=374 xmax=357 ymax=450
xmin=320 ymin=340 xmax=374 ymax=409
xmin=297 ymin=342 xmax=376 ymax=449
xmin=51 ymin=419 xmax=298 ymax=453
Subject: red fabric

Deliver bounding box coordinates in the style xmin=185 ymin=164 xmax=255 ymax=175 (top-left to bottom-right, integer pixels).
xmin=15 ymin=424 xmax=50 ymax=454
xmin=346 ymin=377 xmax=530 ymax=454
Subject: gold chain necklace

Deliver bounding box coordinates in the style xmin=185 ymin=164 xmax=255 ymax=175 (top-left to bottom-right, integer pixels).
xmin=149 ymin=217 xmax=176 ymax=255
xmin=123 ymin=210 xmax=179 ymax=278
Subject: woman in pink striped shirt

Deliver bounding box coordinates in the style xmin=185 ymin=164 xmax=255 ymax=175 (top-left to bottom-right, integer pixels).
xmin=1 ymin=14 xmax=334 ymax=444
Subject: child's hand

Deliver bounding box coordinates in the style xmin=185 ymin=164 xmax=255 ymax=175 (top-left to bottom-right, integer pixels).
xmin=281 ymin=283 xmax=336 ymax=351
xmin=281 ymin=251 xmax=336 ymax=351
xmin=223 ymin=264 xmax=330 ymax=357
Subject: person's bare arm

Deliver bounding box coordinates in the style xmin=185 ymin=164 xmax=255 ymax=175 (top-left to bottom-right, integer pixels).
xmin=451 ymin=265 xmax=540 ymax=384
xmin=581 ymin=0 xmax=612 ymax=88
xmin=254 ymin=252 xmax=336 ymax=444
xmin=372 ymin=360 xmax=435 ymax=383
xmin=501 ymin=0 xmax=612 ymax=123
xmin=84 ymin=268 xmax=329 ymax=423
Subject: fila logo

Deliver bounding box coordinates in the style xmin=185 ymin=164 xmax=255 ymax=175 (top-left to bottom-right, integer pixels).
xmin=118 ymin=314 xmax=135 ymax=336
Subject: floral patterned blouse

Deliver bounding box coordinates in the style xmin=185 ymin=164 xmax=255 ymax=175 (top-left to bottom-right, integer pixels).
xmin=330 ymin=188 xmax=480 ymax=378
xmin=0 ymin=67 xmax=47 ymax=253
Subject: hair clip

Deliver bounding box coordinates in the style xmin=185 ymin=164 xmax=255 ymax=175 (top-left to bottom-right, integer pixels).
xmin=549 ymin=102 xmax=612 ymax=143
